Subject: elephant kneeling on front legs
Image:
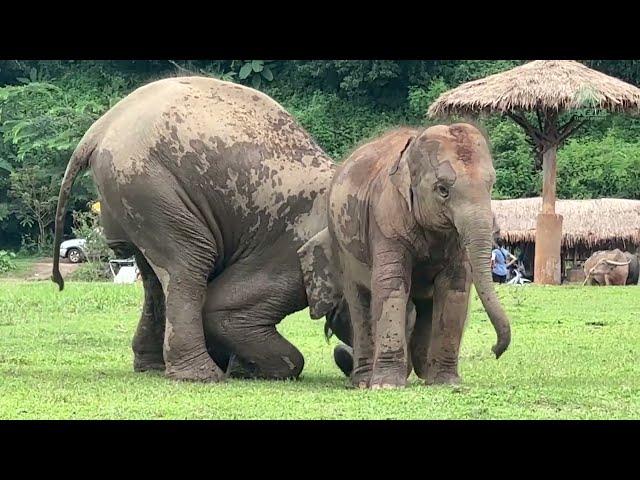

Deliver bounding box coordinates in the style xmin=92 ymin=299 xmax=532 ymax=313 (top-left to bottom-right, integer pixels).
xmin=52 ymin=76 xmax=340 ymax=383
xmin=298 ymin=124 xmax=512 ymax=389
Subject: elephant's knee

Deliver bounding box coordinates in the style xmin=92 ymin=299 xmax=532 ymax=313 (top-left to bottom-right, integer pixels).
xmin=276 ymin=349 xmax=305 ymax=379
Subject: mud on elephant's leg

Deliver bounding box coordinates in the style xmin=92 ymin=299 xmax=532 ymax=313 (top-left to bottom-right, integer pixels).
xmin=368 ymin=242 xmax=413 ymax=389
xmin=132 ymin=251 xmax=166 ymax=372
xmin=343 ymin=280 xmax=374 ymax=388
xmin=222 ymin=323 xmax=305 ymax=380
xmin=421 ymin=262 xmax=472 ymax=386
xmin=333 ymin=299 xmax=414 ymax=380
xmin=205 ymin=310 xmax=304 ymax=381
xmin=202 ymin=260 xmax=306 ymax=380
xmin=113 ymin=178 xmax=224 ymax=383
xmin=160 ymin=269 xmax=225 ymax=382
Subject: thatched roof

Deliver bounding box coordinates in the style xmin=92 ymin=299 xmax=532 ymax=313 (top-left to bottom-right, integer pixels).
xmin=428 ymin=60 xmax=640 ymax=117
xmin=492 ymin=197 xmax=640 ymax=248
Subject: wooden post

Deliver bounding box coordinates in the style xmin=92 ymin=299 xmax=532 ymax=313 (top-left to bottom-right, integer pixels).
xmin=534 ymin=144 xmax=563 ymax=285
xmin=541 ymin=146 xmax=557 ymax=214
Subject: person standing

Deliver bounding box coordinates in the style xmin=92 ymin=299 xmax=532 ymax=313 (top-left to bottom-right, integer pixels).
xmin=491 ymin=238 xmax=517 ymax=283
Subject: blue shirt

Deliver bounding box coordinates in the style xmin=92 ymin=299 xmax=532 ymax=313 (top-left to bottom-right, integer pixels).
xmin=492 ymin=247 xmax=510 ymax=276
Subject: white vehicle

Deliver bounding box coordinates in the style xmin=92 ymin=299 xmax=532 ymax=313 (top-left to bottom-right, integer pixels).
xmin=59 ymin=238 xmax=87 ymax=264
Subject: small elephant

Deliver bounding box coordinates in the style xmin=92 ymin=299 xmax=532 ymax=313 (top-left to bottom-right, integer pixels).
xmin=298 ymin=124 xmax=511 ymax=389
xmin=583 ymin=249 xmax=632 ymax=286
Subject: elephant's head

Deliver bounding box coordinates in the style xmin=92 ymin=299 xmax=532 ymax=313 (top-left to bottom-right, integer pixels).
xmin=387 ymin=123 xmax=511 ymax=358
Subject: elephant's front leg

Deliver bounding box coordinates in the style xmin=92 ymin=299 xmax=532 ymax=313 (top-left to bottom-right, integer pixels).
xmin=369 ymin=242 xmax=412 ymax=389
xmin=422 ymin=261 xmax=472 ymax=385
xmin=342 ymin=278 xmax=374 ymax=388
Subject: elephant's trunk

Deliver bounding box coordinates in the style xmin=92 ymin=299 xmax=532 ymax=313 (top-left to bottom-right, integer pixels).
xmin=456 ymin=210 xmax=511 ymax=359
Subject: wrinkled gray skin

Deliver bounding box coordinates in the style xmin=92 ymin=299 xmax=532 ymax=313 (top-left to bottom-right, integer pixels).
xmin=52 ymin=76 xmax=344 ymax=382
xmin=583 ymin=249 xmax=632 ymax=286
xmin=624 ymin=252 xmax=640 ymax=285
xmin=298 ymin=124 xmax=511 ymax=389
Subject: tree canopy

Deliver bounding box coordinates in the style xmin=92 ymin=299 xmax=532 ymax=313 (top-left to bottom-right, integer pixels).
xmin=2 ymin=60 xmax=640 ymax=251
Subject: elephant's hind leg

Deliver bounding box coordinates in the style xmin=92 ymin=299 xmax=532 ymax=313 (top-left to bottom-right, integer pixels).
xmin=110 ymin=178 xmax=225 ymax=383
xmin=132 ymin=251 xmax=166 ymax=372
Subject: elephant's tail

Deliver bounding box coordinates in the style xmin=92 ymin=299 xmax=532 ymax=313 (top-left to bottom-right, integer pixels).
xmin=52 ymin=138 xmax=98 ymax=291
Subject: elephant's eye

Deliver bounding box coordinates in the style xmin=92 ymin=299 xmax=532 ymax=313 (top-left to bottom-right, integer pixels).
xmin=436 ymin=184 xmax=450 ymax=199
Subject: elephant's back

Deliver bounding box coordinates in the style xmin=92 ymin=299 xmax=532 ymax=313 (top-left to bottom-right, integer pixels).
xmin=88 ymin=77 xmax=335 ymax=254
xmin=90 ymin=76 xmax=334 ymax=185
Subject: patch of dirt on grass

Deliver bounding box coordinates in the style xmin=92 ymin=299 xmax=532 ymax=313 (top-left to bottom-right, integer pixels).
xmin=4 ymin=257 xmax=80 ymax=281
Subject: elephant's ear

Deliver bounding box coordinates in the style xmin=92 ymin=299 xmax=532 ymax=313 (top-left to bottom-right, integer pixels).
xmin=388 ymin=135 xmax=441 ymax=211
xmin=297 ymin=228 xmax=342 ymax=320
xmin=388 ymin=136 xmax=416 ymax=212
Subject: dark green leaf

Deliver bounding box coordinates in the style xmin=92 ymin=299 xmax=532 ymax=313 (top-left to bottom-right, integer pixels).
xmin=261 ymin=67 xmax=274 ymax=81
xmin=251 ymin=75 xmax=262 ymax=89
xmin=252 ymin=60 xmax=264 ymax=73
xmin=239 ymin=63 xmax=253 ymax=80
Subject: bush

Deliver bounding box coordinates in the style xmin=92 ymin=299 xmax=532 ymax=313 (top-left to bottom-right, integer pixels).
xmin=488 ymin=120 xmax=541 ymax=199
xmin=69 ymin=207 xmax=113 ymax=282
xmin=19 ymin=232 xmax=54 ymax=256
xmin=557 ymin=135 xmax=640 ymax=199
xmin=67 ymin=261 xmax=112 ymax=282
xmin=0 ymin=250 xmax=16 ymax=274
xmin=71 ymin=209 xmax=112 ymax=261
xmin=274 ymin=90 xmax=412 ymax=160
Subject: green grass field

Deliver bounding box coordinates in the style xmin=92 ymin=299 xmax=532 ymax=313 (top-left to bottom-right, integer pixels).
xmin=0 ymin=280 xmax=638 ymax=419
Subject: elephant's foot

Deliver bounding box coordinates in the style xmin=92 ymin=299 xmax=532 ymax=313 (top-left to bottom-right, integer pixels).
xmin=368 ymin=353 xmax=408 ymax=389
xmin=350 ymin=368 xmax=372 ymax=389
xmin=165 ymin=351 xmax=225 ymax=383
xmin=426 ymin=370 xmax=461 ymax=386
xmin=133 ymin=351 xmax=165 ymax=372
xmin=369 ymin=370 xmax=407 ymax=390
xmin=333 ymin=344 xmax=354 ymax=377
xmin=349 ymin=361 xmax=407 ymax=389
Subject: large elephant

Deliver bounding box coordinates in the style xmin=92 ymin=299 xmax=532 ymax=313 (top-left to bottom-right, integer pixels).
xmin=52 ymin=76 xmax=344 ymax=382
xmin=298 ymin=124 xmax=511 ymax=389
xmin=583 ymin=249 xmax=633 ymax=286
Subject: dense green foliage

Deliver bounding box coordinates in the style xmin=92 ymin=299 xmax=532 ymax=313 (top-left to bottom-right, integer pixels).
xmin=0 ymin=282 xmax=638 ymax=419
xmin=2 ymin=60 xmax=640 ymax=250
xmin=0 ymin=250 xmax=16 ymax=274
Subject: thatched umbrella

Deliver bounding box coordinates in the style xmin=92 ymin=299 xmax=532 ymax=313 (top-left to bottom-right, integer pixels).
xmin=428 ymin=60 xmax=640 ymax=284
